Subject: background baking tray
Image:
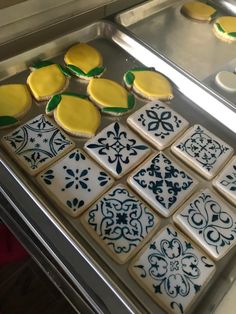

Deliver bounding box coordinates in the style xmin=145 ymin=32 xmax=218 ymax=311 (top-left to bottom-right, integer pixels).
xmin=115 ymin=0 xmax=236 ymax=105
xmin=0 ymin=20 xmax=236 ymax=313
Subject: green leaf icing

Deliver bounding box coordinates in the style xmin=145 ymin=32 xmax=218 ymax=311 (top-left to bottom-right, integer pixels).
xmin=228 ymin=32 xmax=236 ymax=38
xmin=57 ymin=64 xmax=71 ymax=77
xmin=61 ymin=92 xmax=88 ymax=99
xmin=0 ymin=116 xmax=18 ymax=127
xmin=128 ymin=94 xmax=135 ymax=109
xmin=86 ymin=66 xmax=105 ymax=77
xmin=67 ymin=64 xmax=86 ymax=76
xmin=31 ymin=60 xmax=54 ymax=69
xmin=216 ymin=23 xmax=225 ymax=33
xmin=102 ymin=107 xmax=129 ymax=113
xmin=46 ymin=94 xmax=62 ymax=113
xmin=67 ymin=64 xmax=104 ymax=77
xmin=125 ymin=71 xmax=135 ymax=86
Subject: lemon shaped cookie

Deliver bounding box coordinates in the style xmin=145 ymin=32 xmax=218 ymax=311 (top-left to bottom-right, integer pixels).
xmin=27 ymin=61 xmax=70 ymax=101
xmin=87 ymin=78 xmax=135 ymax=115
xmin=0 ymin=84 xmax=32 ymax=128
xmin=213 ymin=16 xmax=236 ymax=42
xmin=46 ymin=92 xmax=101 ymax=137
xmin=181 ymin=1 xmax=217 ymax=22
xmin=124 ymin=68 xmax=173 ymax=101
xmin=65 ymin=43 xmax=105 ymax=80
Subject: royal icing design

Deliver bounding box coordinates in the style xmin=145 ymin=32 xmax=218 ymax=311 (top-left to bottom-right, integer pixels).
xmin=46 ymin=93 xmax=101 ymax=137
xmin=171 ymin=125 xmax=233 ymax=180
xmin=127 ymin=101 xmax=189 ymax=150
xmin=213 ymin=17 xmax=236 ymax=42
xmin=128 ymin=152 xmax=198 ymax=217
xmin=38 ymin=149 xmax=114 ymax=217
xmin=213 ymin=156 xmax=236 ymax=206
xmin=27 ymin=63 xmax=68 ymax=101
xmin=124 ymin=68 xmax=173 ymax=100
xmin=81 ymin=184 xmax=159 ymax=263
xmin=181 ymin=1 xmax=217 ymax=22
xmin=2 ymin=114 xmax=74 ymax=175
xmin=129 ymin=225 xmax=215 ymax=314
xmin=64 ymin=43 xmax=105 ymax=78
xmin=87 ymin=78 xmax=135 ymax=114
xmin=84 ymin=122 xmax=150 ymax=178
xmin=174 ymin=189 xmax=236 ymax=260
xmin=0 ymin=84 xmax=32 ymax=128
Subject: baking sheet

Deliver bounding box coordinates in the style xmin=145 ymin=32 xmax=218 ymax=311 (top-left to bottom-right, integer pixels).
xmin=0 ymin=20 xmax=236 ymax=313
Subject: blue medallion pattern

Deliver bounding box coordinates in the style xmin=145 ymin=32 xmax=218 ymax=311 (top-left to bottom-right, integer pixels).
xmin=220 ymin=164 xmax=236 ymax=192
xmin=85 ymin=185 xmax=157 ymax=262
xmin=85 ymin=122 xmax=150 ymax=177
xmin=131 ymin=226 xmax=215 ymax=313
xmin=179 ymin=190 xmax=236 ymax=256
xmin=3 ymin=114 xmax=73 ymax=173
xmin=131 ymin=153 xmax=196 ymax=216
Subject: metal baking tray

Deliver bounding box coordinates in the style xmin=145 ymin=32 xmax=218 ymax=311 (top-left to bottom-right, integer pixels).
xmin=115 ymin=0 xmax=236 ymax=105
xmin=0 ymin=20 xmax=236 ymax=313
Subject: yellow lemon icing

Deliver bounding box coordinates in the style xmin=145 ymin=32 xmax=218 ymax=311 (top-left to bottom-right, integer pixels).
xmin=27 ymin=64 xmax=67 ymax=100
xmin=0 ymin=84 xmax=31 ymax=118
xmin=182 ymin=1 xmax=216 ymax=20
xmin=88 ymin=78 xmax=129 ymax=108
xmin=54 ymin=95 xmax=101 ymax=137
xmin=216 ymin=16 xmax=236 ymax=33
xmin=64 ymin=43 xmax=103 ymax=74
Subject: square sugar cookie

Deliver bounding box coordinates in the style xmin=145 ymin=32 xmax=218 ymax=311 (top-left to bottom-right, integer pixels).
xmin=127 ymin=101 xmax=189 ymax=150
xmin=129 ymin=225 xmax=215 ymax=314
xmin=81 ymin=184 xmax=160 ymax=264
xmin=84 ymin=122 xmax=151 ymax=178
xmin=174 ymin=188 xmax=236 ymax=260
xmin=213 ymin=156 xmax=236 ymax=206
xmin=128 ymin=152 xmax=198 ymax=217
xmin=37 ymin=148 xmax=114 ymax=217
xmin=171 ymin=125 xmax=233 ymax=180
xmin=1 ymin=114 xmax=75 ymax=175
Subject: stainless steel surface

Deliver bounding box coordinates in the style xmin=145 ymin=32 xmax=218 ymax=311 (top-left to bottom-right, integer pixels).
xmin=115 ymin=0 xmax=236 ymax=81
xmin=0 ymin=20 xmax=236 ymax=313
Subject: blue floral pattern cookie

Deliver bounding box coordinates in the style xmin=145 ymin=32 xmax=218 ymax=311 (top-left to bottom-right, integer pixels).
xmin=128 ymin=152 xmax=198 ymax=217
xmin=2 ymin=114 xmax=75 ymax=175
xmin=129 ymin=225 xmax=215 ymax=313
xmin=81 ymin=184 xmax=159 ymax=263
xmin=37 ymin=148 xmax=114 ymax=217
xmin=84 ymin=122 xmax=151 ymax=178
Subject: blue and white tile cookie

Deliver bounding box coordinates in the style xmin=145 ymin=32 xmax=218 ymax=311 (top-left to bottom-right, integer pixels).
xmin=129 ymin=225 xmax=215 ymax=314
xmin=171 ymin=125 xmax=233 ymax=180
xmin=81 ymin=184 xmax=159 ymax=263
xmin=84 ymin=122 xmax=151 ymax=178
xmin=1 ymin=114 xmax=75 ymax=175
xmin=128 ymin=152 xmax=198 ymax=217
xmin=127 ymin=101 xmax=189 ymax=150
xmin=174 ymin=188 xmax=236 ymax=260
xmin=37 ymin=148 xmax=114 ymax=217
xmin=213 ymin=156 xmax=236 ymax=206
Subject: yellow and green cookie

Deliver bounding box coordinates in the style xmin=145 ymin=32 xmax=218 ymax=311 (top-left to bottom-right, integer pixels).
xmin=124 ymin=67 xmax=173 ymax=101
xmin=213 ymin=16 xmax=236 ymax=43
xmin=27 ymin=60 xmax=70 ymax=101
xmin=64 ymin=43 xmax=105 ymax=80
xmin=87 ymin=78 xmax=135 ymax=116
xmin=181 ymin=1 xmax=217 ymax=22
xmin=0 ymin=84 xmax=32 ymax=129
xmin=46 ymin=92 xmax=101 ymax=138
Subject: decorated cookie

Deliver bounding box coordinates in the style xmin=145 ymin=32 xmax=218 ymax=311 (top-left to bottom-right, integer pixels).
xmin=64 ymin=43 xmax=105 ymax=80
xmin=87 ymin=78 xmax=135 ymax=115
xmin=1 ymin=114 xmax=75 ymax=175
xmin=81 ymin=184 xmax=159 ymax=263
xmin=127 ymin=101 xmax=189 ymax=150
xmin=213 ymin=156 xmax=236 ymax=206
xmin=0 ymin=84 xmax=32 ymax=129
xmin=215 ymin=71 xmax=236 ymax=92
xmin=27 ymin=60 xmax=70 ymax=101
xmin=181 ymin=1 xmax=217 ymax=22
xmin=38 ymin=148 xmax=114 ymax=217
xmin=171 ymin=125 xmax=234 ymax=180
xmin=84 ymin=122 xmax=150 ymax=178
xmin=129 ymin=225 xmax=215 ymax=314
xmin=128 ymin=152 xmax=198 ymax=217
xmin=124 ymin=67 xmax=173 ymax=101
xmin=174 ymin=188 xmax=236 ymax=260
xmin=213 ymin=16 xmax=236 ymax=43
xmin=46 ymin=92 xmax=101 ymax=137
